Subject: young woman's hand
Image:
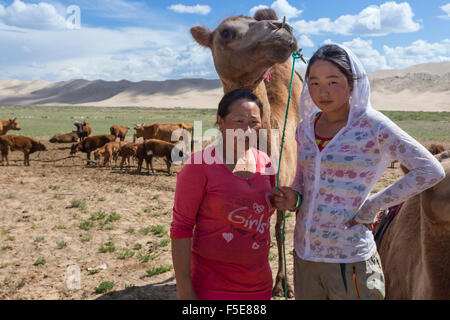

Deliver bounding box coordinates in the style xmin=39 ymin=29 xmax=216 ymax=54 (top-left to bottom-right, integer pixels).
xmin=345 ymin=218 xmax=374 ymax=231
xmin=272 ymin=186 xmax=298 ymax=211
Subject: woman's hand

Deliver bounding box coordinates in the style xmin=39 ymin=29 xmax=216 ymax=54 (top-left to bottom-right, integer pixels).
xmin=272 ymin=186 xmax=298 ymax=211
xmin=345 ymin=218 xmax=374 ymax=231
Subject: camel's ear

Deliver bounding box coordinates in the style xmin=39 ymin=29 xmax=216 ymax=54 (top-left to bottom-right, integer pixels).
xmin=191 ymin=26 xmax=212 ymax=48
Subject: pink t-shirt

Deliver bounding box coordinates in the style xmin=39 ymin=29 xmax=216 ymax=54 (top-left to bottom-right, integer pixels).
xmin=170 ymin=146 xmax=276 ymax=297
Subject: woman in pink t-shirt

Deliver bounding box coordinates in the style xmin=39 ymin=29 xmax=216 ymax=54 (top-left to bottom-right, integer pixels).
xmin=170 ymin=89 xmax=276 ymax=300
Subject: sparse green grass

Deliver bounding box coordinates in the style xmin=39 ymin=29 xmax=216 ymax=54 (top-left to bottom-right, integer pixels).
xmin=48 ymin=185 xmax=60 ymax=190
xmin=57 ymin=241 xmax=68 ymax=249
xmin=33 ymin=236 xmax=46 ymax=243
xmin=90 ymin=211 xmax=107 ymax=221
xmin=79 ymin=221 xmax=95 ymax=231
xmin=1 ymin=229 xmax=9 ymax=235
xmin=94 ymin=281 xmax=114 ymax=294
xmin=151 ymin=225 xmax=167 ymax=237
xmin=80 ymin=234 xmax=92 ymax=243
xmin=1 ymin=263 xmax=8 ymax=268
xmin=33 ymin=257 xmax=46 ymax=266
xmin=70 ymin=200 xmax=87 ymax=211
xmin=7 ymin=235 xmax=15 ymax=241
xmin=6 ymin=194 xmax=14 ymax=199
xmin=158 ymin=238 xmax=170 ymax=248
xmin=127 ymin=227 xmax=135 ymax=233
xmin=16 ymin=279 xmax=26 ymax=289
xmin=97 ymin=197 xmax=106 ymax=202
xmin=57 ymin=224 xmax=66 ymax=230
xmin=117 ymin=249 xmax=135 ymax=260
xmin=269 ymin=252 xmax=277 ymax=262
xmin=98 ymin=241 xmax=116 ymax=253
xmin=88 ymin=268 xmax=102 ymax=275
xmin=54 ymin=194 xmax=65 ymax=200
xmin=138 ymin=252 xmax=156 ymax=263
xmin=133 ymin=243 xmax=142 ymax=250
xmin=151 ymin=195 xmax=160 ymax=200
xmin=146 ymin=265 xmax=173 ymax=277
xmin=139 ymin=227 xmax=150 ymax=236
xmin=114 ymin=188 xmax=125 ymax=194
xmin=47 ymin=205 xmax=54 ymax=210
xmin=104 ymin=212 xmax=121 ymax=224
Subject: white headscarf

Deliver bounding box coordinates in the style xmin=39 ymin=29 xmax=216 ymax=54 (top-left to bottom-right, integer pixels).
xmin=299 ymin=43 xmax=372 ymax=137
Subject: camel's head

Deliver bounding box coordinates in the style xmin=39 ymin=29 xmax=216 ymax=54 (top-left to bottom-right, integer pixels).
xmin=191 ymin=9 xmax=297 ymax=86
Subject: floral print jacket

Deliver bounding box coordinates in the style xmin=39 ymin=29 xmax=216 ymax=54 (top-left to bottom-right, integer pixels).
xmin=291 ymin=107 xmax=445 ymax=263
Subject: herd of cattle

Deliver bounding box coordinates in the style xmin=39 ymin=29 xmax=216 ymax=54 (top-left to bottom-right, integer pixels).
xmin=0 ymin=118 xmax=193 ymax=175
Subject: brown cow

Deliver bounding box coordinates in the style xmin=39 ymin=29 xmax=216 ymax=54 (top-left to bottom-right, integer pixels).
xmin=49 ymin=131 xmax=79 ymax=143
xmin=0 ymin=118 xmax=21 ymax=135
xmin=133 ymin=122 xmax=193 ymax=152
xmin=118 ymin=143 xmax=139 ymax=170
xmin=70 ymin=134 xmax=115 ymax=164
xmin=110 ymin=125 xmax=130 ymax=141
xmin=74 ymin=121 xmax=92 ymax=141
xmin=136 ymin=139 xmax=183 ymax=175
xmin=0 ymin=135 xmax=46 ymax=166
xmin=93 ymin=141 xmax=127 ymax=167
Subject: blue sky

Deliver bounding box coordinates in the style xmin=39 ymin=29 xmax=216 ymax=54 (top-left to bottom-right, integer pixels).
xmin=0 ymin=0 xmax=449 ymax=81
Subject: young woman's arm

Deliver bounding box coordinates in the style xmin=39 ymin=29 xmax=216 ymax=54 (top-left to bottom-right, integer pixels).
xmin=354 ymin=119 xmax=445 ymax=224
xmin=170 ymin=158 xmax=207 ymax=299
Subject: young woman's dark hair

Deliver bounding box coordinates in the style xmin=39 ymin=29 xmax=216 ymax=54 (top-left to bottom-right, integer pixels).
xmin=305 ymin=44 xmax=359 ymax=88
xmin=216 ymin=89 xmax=263 ymax=124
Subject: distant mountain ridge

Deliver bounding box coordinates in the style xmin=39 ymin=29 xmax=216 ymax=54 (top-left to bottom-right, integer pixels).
xmin=0 ymin=62 xmax=449 ymax=111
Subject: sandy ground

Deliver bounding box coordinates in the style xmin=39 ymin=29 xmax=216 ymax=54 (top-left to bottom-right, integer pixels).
xmin=0 ymin=136 xmax=421 ymax=300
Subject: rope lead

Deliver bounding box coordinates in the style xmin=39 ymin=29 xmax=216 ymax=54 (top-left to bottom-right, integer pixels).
xmin=275 ymin=48 xmax=306 ymax=300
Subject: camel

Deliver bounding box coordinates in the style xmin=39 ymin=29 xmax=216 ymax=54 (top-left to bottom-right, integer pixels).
xmin=191 ymin=8 xmax=302 ymax=297
xmin=379 ymin=150 xmax=450 ymax=299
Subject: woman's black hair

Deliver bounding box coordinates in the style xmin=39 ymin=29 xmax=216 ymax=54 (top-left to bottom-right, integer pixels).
xmin=216 ymin=89 xmax=263 ymax=124
xmin=305 ymin=44 xmax=358 ymax=87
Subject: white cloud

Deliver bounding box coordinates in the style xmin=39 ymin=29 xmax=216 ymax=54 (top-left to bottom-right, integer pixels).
xmin=319 ymin=38 xmax=450 ymax=72
xmin=249 ymin=0 xmax=302 ymax=20
xmin=341 ymin=38 xmax=389 ymax=71
xmin=292 ymin=1 xmax=420 ymax=36
xmin=168 ymin=4 xmax=211 ymax=15
xmin=0 ymin=22 xmax=216 ymax=82
xmin=298 ymin=35 xmax=314 ymax=48
xmin=271 ymin=0 xmax=302 ymax=20
xmin=439 ymin=3 xmax=450 ymax=19
xmin=0 ymin=0 xmax=69 ymax=30
xmin=383 ymin=39 xmax=450 ymax=69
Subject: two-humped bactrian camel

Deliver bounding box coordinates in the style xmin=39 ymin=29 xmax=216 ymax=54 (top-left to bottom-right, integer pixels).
xmin=191 ymin=8 xmax=302 ymax=297
xmin=379 ymin=150 xmax=450 ymax=299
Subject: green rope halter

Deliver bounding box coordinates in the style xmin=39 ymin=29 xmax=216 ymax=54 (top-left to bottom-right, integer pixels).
xmin=275 ymin=48 xmax=306 ymax=300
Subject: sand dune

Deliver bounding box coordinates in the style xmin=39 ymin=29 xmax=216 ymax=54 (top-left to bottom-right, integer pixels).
xmin=0 ymin=62 xmax=449 ymax=111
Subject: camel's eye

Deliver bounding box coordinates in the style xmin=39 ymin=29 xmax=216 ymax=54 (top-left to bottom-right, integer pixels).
xmin=220 ymin=28 xmax=234 ymax=42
